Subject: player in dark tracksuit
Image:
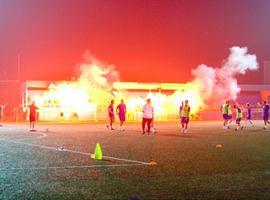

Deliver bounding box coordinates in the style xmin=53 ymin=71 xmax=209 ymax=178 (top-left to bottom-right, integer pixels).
xmin=262 ymin=101 xmax=270 ymax=129
xmin=106 ymin=100 xmax=115 ymax=130
xmin=245 ymin=103 xmax=254 ymax=127
xmin=116 ymin=99 xmax=127 ymax=131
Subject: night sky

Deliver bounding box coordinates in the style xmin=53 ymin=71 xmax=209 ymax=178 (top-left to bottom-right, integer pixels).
xmin=0 ymin=0 xmax=269 ymax=83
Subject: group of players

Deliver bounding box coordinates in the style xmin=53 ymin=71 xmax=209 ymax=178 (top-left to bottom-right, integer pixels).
xmin=107 ymin=98 xmax=270 ymax=134
xmin=106 ymin=98 xmax=191 ymax=134
xmin=0 ymin=98 xmax=269 ymax=133
xmin=221 ymin=100 xmax=270 ymax=131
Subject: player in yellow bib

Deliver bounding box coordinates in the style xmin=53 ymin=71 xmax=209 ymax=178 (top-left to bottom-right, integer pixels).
xmin=226 ymin=100 xmax=233 ymax=128
xmin=180 ymin=100 xmax=190 ymax=133
xmin=221 ymin=101 xmax=228 ymax=129
xmin=234 ymin=104 xmax=244 ymax=131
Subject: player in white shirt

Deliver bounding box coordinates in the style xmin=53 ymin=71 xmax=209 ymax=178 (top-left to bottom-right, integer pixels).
xmin=142 ymin=98 xmax=154 ymax=135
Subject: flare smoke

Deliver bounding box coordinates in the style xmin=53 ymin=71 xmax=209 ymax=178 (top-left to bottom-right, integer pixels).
xmin=191 ymin=46 xmax=258 ymax=106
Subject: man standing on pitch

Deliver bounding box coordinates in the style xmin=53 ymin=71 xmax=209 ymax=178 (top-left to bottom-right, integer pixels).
xmin=226 ymin=100 xmax=233 ymax=128
xmin=29 ymin=101 xmax=38 ymax=131
xmin=142 ymin=98 xmax=154 ymax=135
xmin=116 ymin=99 xmax=127 ymax=131
xmin=234 ymin=104 xmax=244 ymax=131
xmin=179 ymin=101 xmax=184 ymax=131
xmin=106 ymin=100 xmax=115 ymax=130
xmin=0 ymin=104 xmax=6 ymax=127
xmin=221 ymin=100 xmax=228 ymax=129
xmin=262 ymin=101 xmax=270 ymax=129
xmin=245 ymin=103 xmax=254 ymax=127
xmin=181 ymin=100 xmax=190 ymax=133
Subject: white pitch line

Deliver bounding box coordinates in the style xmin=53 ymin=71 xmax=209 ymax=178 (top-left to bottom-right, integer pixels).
xmin=0 ymin=127 xmax=48 ymax=141
xmin=17 ymin=132 xmax=48 ymax=141
xmin=35 ymin=132 xmax=48 ymax=139
xmin=103 ymin=155 xmax=150 ymax=165
xmin=0 ymin=163 xmax=147 ymax=171
xmin=0 ymin=138 xmax=151 ymax=165
xmin=0 ymin=137 xmax=56 ymax=150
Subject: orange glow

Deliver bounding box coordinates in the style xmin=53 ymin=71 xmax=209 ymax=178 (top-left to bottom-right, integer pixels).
xmin=33 ymin=82 xmax=97 ymax=120
xmin=29 ymin=54 xmax=204 ymax=121
xmin=31 ymin=80 xmax=204 ymax=121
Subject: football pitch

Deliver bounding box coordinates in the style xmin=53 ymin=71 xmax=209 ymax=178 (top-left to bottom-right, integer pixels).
xmin=0 ymin=121 xmax=270 ymax=199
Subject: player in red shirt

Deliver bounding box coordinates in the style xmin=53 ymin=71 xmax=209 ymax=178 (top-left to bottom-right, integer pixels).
xmin=28 ymin=101 xmax=38 ymax=131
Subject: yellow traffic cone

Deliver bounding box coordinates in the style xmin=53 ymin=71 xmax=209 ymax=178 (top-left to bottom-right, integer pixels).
xmin=94 ymin=143 xmax=102 ymax=160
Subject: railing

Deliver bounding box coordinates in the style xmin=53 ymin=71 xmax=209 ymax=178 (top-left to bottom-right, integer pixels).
xmin=8 ymin=107 xmax=269 ymax=122
xmin=13 ymin=105 xmax=24 ymax=122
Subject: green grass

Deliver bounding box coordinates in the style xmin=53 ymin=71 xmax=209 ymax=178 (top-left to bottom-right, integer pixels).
xmin=0 ymin=121 xmax=270 ymax=199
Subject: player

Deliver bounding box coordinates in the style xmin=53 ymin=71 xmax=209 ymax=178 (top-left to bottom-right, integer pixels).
xmin=142 ymin=98 xmax=154 ymax=135
xmin=116 ymin=99 xmax=127 ymax=131
xmin=179 ymin=101 xmax=184 ymax=130
xmin=226 ymin=100 xmax=233 ymax=128
xmin=221 ymin=100 xmax=228 ymax=129
xmin=181 ymin=100 xmax=190 ymax=133
xmin=245 ymin=103 xmax=254 ymax=127
xmin=262 ymin=101 xmax=270 ymax=129
xmin=234 ymin=104 xmax=243 ymax=131
xmin=28 ymin=101 xmax=38 ymax=131
xmin=106 ymin=100 xmax=115 ymax=130
xmin=0 ymin=104 xmax=6 ymax=127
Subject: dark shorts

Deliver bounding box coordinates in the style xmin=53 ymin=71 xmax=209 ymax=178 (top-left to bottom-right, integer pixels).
xmin=181 ymin=117 xmax=189 ymax=124
xmin=227 ymin=114 xmax=232 ymax=120
xmin=246 ymin=115 xmax=251 ymax=120
xmin=263 ymin=115 xmax=269 ymax=121
xmin=29 ymin=114 xmax=36 ymax=122
xmin=222 ymin=114 xmax=228 ymax=120
xmin=119 ymin=115 xmax=126 ymax=122
xmin=236 ymin=118 xmax=242 ymax=123
xmin=109 ymin=114 xmax=115 ymax=121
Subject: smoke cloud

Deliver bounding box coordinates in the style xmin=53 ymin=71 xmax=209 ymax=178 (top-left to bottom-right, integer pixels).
xmin=75 ymin=51 xmax=120 ymax=106
xmin=34 ymin=46 xmax=259 ymax=120
xmin=78 ymin=51 xmax=119 ymax=88
xmin=191 ymin=46 xmax=259 ymax=106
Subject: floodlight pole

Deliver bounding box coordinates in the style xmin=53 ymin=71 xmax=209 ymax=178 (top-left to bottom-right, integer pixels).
xmin=0 ymin=54 xmax=21 ymax=83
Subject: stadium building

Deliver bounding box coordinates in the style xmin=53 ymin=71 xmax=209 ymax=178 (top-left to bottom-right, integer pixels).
xmin=19 ymin=80 xmax=270 ymax=121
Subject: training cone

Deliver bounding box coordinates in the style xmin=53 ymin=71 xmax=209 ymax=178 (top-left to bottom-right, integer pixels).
xmin=94 ymin=143 xmax=103 ymax=160
xmin=148 ymin=160 xmax=157 ymax=165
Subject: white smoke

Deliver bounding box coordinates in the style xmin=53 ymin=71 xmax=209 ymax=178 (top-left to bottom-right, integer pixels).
xmin=73 ymin=51 xmax=121 ymax=106
xmin=191 ymin=46 xmax=259 ymax=105
xmin=35 ymin=51 xmax=121 ymax=114
xmin=34 ymin=47 xmax=259 ymax=120
xmin=78 ymin=51 xmax=119 ymax=88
